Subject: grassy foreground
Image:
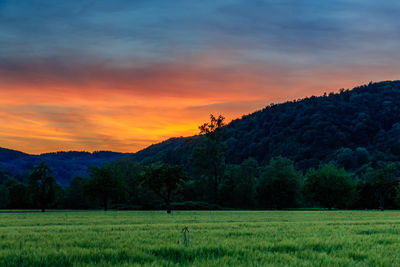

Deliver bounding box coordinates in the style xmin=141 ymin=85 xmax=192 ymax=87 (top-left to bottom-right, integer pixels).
xmin=0 ymin=210 xmax=400 ymax=266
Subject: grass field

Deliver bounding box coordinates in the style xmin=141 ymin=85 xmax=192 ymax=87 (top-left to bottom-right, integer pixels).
xmin=0 ymin=210 xmax=400 ymax=266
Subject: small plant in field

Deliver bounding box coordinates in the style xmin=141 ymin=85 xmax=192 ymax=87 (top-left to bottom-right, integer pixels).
xmin=182 ymin=226 xmax=189 ymax=247
xmin=19 ymin=240 xmax=23 ymax=267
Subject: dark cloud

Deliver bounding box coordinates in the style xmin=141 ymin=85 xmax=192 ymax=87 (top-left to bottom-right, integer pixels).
xmin=1 ymin=0 xmax=399 ymax=76
xmin=1 ymin=0 xmax=399 ymax=70
xmin=0 ymin=56 xmax=290 ymax=98
xmin=1 ymin=0 xmax=399 ymax=153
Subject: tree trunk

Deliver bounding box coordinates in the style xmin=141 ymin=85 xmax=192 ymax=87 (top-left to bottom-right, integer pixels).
xmin=214 ymin=179 xmax=219 ymax=204
xmin=213 ymin=168 xmax=219 ymax=205
xmin=379 ymin=197 xmax=385 ymax=211
xmin=166 ymin=200 xmax=171 ymax=214
xmin=104 ymin=197 xmax=108 ymax=211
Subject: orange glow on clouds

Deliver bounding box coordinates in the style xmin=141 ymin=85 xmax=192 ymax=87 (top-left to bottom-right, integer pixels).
xmin=1 ymin=59 xmax=399 ymax=154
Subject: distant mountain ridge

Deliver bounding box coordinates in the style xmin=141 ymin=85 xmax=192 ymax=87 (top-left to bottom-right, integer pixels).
xmin=0 ymin=148 xmax=132 ymax=186
xmin=1 ymin=80 xmax=400 ymax=185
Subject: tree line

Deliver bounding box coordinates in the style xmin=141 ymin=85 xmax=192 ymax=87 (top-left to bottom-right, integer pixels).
xmin=1 ymin=81 xmax=400 ymax=189
xmin=1 ymin=114 xmax=400 ymax=212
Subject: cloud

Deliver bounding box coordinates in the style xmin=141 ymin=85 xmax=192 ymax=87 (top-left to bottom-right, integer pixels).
xmin=0 ymin=0 xmax=399 ymax=153
xmin=0 ymin=55 xmax=288 ymax=100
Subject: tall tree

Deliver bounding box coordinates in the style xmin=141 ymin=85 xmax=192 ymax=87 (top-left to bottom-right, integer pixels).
xmin=191 ymin=114 xmax=225 ymax=204
xmin=303 ymin=164 xmax=354 ymax=210
xmin=0 ymin=184 xmax=9 ymax=209
xmin=28 ymin=162 xmax=56 ymax=212
xmin=4 ymin=178 xmax=30 ymax=209
xmin=111 ymin=159 xmax=143 ymax=206
xmin=220 ymin=158 xmax=259 ymax=208
xmin=85 ymin=164 xmax=124 ymax=211
xmin=64 ymin=176 xmax=88 ymax=209
xmin=257 ymin=156 xmax=302 ymax=209
xmin=143 ymin=163 xmax=186 ymax=213
xmin=367 ymin=163 xmax=399 ymax=211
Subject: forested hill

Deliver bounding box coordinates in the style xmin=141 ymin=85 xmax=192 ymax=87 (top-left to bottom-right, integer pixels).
xmin=1 ymin=80 xmax=400 ymax=185
xmin=132 ymin=80 xmax=400 ymax=175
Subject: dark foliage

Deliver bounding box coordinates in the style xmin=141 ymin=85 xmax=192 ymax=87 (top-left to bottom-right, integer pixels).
xmin=257 ymin=157 xmax=302 ymax=209
xmin=366 ymin=164 xmax=399 ymax=211
xmin=143 ymin=163 xmax=187 ymax=213
xmin=85 ymin=164 xmax=126 ymax=211
xmin=131 ymin=81 xmax=400 ymax=174
xmin=303 ymin=164 xmax=355 ymax=209
xmin=27 ymin=162 xmax=58 ymax=212
xmin=190 ymin=115 xmax=226 ymax=204
xmin=1 ymin=81 xmax=400 ymax=210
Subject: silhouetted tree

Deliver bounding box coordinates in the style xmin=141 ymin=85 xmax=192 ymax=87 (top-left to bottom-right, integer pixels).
xmin=111 ymin=159 xmax=142 ymax=207
xmin=4 ymin=178 xmax=30 ymax=209
xmin=220 ymin=158 xmax=259 ymax=208
xmin=85 ymin=164 xmax=123 ymax=211
xmin=191 ymin=114 xmax=225 ymax=204
xmin=143 ymin=163 xmax=186 ymax=213
xmin=354 ymin=182 xmax=379 ymax=209
xmin=394 ymin=182 xmax=400 ymax=208
xmin=64 ymin=176 xmax=88 ymax=209
xmin=303 ymin=164 xmax=354 ymax=209
xmin=367 ymin=163 xmax=399 ymax=211
xmin=28 ymin=162 xmax=57 ymax=212
xmin=257 ymin=156 xmax=302 ymax=209
xmin=0 ymin=170 xmax=12 ymax=185
xmin=0 ymin=184 xmax=9 ymax=209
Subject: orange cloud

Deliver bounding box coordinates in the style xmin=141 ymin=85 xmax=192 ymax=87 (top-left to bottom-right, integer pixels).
xmin=1 ymin=57 xmax=399 ymax=154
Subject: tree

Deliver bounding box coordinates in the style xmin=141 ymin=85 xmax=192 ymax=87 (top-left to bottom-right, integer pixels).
xmin=0 ymin=170 xmax=12 ymax=185
xmin=198 ymin=114 xmax=225 ymax=141
xmin=303 ymin=164 xmax=354 ymax=209
xmin=111 ymin=159 xmax=144 ymax=207
xmin=191 ymin=114 xmax=225 ymax=204
xmin=394 ymin=182 xmax=400 ymax=208
xmin=143 ymin=163 xmax=186 ymax=213
xmin=4 ymin=178 xmax=30 ymax=209
xmin=28 ymin=162 xmax=57 ymax=212
xmin=85 ymin=164 xmax=124 ymax=211
xmin=0 ymin=185 xmax=9 ymax=209
xmin=220 ymin=158 xmax=259 ymax=208
xmin=257 ymin=156 xmax=302 ymax=209
xmin=367 ymin=163 xmax=399 ymax=211
xmin=64 ymin=176 xmax=88 ymax=209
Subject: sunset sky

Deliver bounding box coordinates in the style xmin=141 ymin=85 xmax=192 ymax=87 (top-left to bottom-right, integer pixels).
xmin=1 ymin=0 xmax=399 ymax=154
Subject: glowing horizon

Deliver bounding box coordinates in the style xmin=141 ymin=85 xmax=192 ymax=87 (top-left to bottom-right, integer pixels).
xmin=1 ymin=1 xmax=399 ymax=154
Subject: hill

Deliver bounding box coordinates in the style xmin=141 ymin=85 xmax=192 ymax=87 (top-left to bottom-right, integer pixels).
xmin=132 ymin=80 xmax=400 ymax=177
xmin=1 ymin=80 xmax=400 ymax=185
xmin=0 ymin=150 xmax=132 ymax=186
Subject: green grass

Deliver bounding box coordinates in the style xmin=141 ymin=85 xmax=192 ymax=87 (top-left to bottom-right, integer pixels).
xmin=0 ymin=210 xmax=400 ymax=266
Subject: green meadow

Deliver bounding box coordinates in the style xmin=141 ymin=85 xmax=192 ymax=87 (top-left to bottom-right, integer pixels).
xmin=0 ymin=210 xmax=400 ymax=266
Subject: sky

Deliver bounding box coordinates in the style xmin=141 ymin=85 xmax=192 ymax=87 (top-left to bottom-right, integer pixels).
xmin=0 ymin=0 xmax=399 ymax=154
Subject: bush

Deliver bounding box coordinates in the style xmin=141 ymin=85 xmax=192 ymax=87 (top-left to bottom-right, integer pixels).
xmin=171 ymin=201 xmax=222 ymax=210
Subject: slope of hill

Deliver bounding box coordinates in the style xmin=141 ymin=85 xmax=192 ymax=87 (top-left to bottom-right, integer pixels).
xmin=0 ymin=147 xmax=28 ymax=162
xmin=132 ymin=80 xmax=400 ymax=175
xmin=1 ymin=80 xmax=400 ymax=185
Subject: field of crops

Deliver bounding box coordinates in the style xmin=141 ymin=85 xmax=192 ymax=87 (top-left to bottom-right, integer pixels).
xmin=0 ymin=210 xmax=399 ymax=266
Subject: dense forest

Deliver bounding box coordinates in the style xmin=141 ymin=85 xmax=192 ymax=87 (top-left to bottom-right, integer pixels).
xmin=134 ymin=80 xmax=400 ymax=173
xmin=1 ymin=80 xmax=400 ymax=211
